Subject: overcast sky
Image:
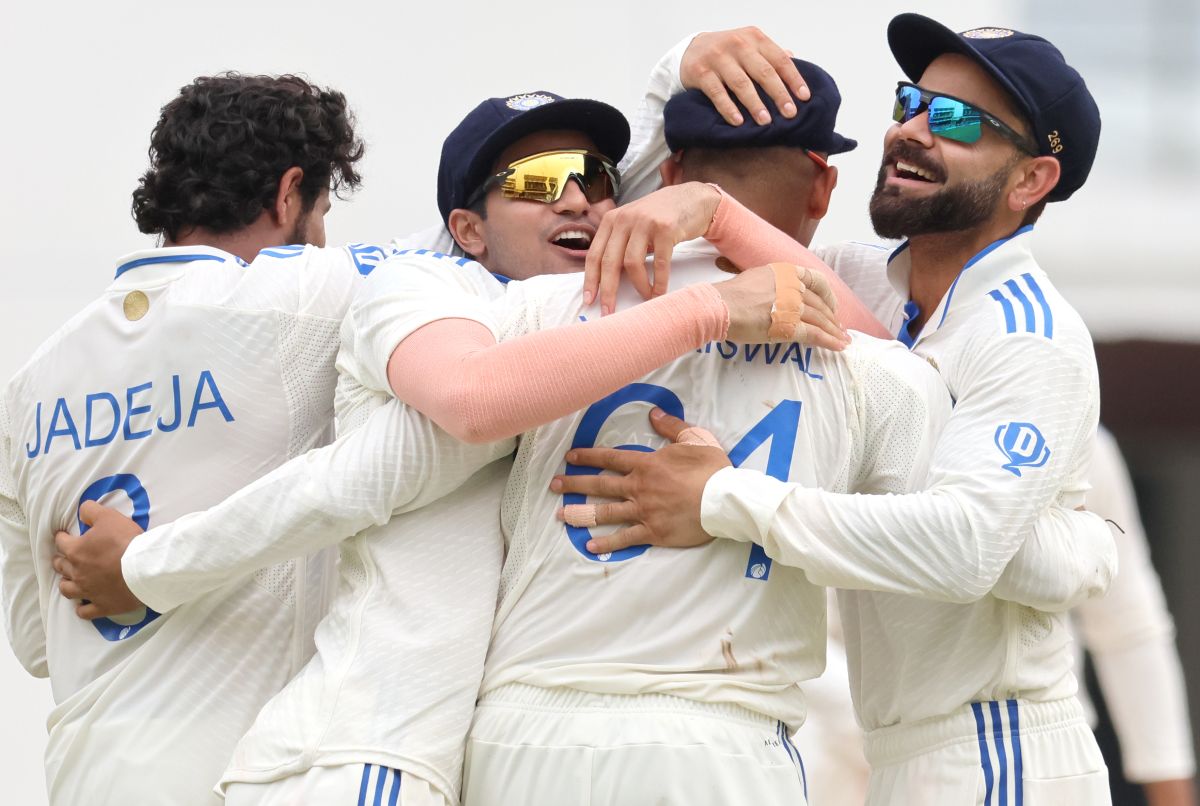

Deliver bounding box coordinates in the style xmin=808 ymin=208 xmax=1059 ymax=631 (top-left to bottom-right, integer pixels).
xmin=1 ymin=0 xmax=1196 ymax=801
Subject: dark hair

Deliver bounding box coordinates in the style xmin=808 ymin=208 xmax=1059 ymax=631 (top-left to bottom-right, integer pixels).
xmin=132 ymin=73 xmax=365 ymax=241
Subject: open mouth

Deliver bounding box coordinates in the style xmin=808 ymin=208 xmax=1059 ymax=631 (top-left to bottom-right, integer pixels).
xmin=550 ymin=227 xmax=594 ymax=253
xmin=893 ymin=160 xmax=941 ymax=184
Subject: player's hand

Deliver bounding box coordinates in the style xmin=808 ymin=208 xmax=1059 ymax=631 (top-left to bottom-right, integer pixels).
xmin=1143 ymin=778 xmax=1198 ymax=806
xmin=52 ymin=501 xmax=145 ymax=619
xmin=584 ymin=182 xmax=721 ymax=312
xmin=550 ymin=408 xmax=732 ymax=553
xmin=715 ymin=263 xmax=849 ymax=349
xmin=681 ymin=27 xmax=809 ymax=126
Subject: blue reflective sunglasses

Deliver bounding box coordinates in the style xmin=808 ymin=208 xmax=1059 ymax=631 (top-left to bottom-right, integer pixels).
xmin=893 ymin=82 xmax=1037 ymax=155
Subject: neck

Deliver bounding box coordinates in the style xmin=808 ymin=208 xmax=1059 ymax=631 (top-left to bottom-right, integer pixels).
xmin=906 ymin=217 xmax=1025 ymax=332
xmin=167 ymin=220 xmax=288 ymax=265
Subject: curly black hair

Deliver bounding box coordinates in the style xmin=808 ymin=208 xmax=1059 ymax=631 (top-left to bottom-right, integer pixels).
xmin=132 ymin=73 xmax=365 ymax=241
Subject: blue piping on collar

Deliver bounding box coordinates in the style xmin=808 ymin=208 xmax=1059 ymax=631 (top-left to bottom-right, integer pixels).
xmin=114 ymin=253 xmax=227 ymax=279
xmin=935 ymin=225 xmax=1034 ymax=329
xmin=491 ymin=272 xmax=512 ymax=285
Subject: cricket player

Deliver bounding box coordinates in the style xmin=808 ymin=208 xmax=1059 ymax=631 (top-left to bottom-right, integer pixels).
xmin=566 ymin=14 xmax=1114 ymax=805
xmin=0 ymin=73 xmax=375 ymax=804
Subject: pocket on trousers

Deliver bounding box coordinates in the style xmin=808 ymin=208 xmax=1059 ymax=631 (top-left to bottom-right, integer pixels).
xmin=1023 ymin=768 xmax=1111 ymax=806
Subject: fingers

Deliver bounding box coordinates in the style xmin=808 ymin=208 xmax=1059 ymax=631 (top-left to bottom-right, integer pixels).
xmin=597 ymin=224 xmax=630 ymax=315
xmin=798 ymin=265 xmax=839 ymax=315
xmin=621 ymin=227 xmax=654 ymax=301
xmin=757 ymin=36 xmax=809 ymax=103
xmin=650 ymin=230 xmax=674 ymax=298
xmin=694 ymin=68 xmax=745 ymax=126
xmin=54 ymin=529 xmax=76 ymax=556
xmin=564 ymin=447 xmax=643 ymax=474
xmin=713 ymin=54 xmax=769 ymax=125
xmin=798 ymin=288 xmax=849 ymax=350
xmin=676 ymin=427 xmax=723 ymax=448
xmin=741 ymin=50 xmax=796 ymax=120
xmin=52 ymin=553 xmax=74 ymax=580
xmin=75 ymin=602 xmax=108 ymax=620
xmin=560 ymin=500 xmax=639 ymax=528
xmin=583 ymin=216 xmax=613 ymax=307
xmin=551 ymin=471 xmax=628 ymax=500
xmin=586 ymin=524 xmax=654 ymax=555
xmin=59 ymin=577 xmax=84 ymax=600
xmin=648 ymin=407 xmax=692 ymax=441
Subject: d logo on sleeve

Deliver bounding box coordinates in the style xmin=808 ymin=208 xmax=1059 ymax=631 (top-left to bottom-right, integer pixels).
xmin=994 ymin=421 xmax=1050 ymax=477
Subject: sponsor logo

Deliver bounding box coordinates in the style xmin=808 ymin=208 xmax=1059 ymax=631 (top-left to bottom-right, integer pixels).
xmin=994 ymin=421 xmax=1050 ymax=476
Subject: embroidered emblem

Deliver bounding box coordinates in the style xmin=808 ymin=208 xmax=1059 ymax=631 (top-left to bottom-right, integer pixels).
xmin=506 ymin=93 xmax=556 ymax=110
xmin=962 ymin=27 xmax=1015 ymax=39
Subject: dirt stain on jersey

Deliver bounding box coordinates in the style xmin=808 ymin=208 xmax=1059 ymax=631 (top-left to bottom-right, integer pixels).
xmin=721 ymin=628 xmax=738 ymax=671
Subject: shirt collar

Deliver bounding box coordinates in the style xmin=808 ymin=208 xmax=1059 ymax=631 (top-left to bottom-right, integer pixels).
xmin=886 ymin=225 xmax=1036 ymax=345
xmin=111 ymin=245 xmax=245 ymax=287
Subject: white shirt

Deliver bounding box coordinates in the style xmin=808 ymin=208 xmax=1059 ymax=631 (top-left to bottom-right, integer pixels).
xmin=0 ymin=243 xmax=369 ymax=804
xmin=347 ymin=238 xmax=952 ymax=729
xmin=701 ymin=228 xmax=1108 ymax=729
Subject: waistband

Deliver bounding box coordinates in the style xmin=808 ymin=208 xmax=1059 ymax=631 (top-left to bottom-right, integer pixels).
xmin=865 ymin=697 xmax=1086 ymax=766
xmin=478 ymin=682 xmax=777 ymax=730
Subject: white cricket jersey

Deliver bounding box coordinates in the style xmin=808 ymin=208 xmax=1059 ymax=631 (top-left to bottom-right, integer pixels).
xmin=347 ymin=238 xmax=950 ymax=729
xmin=702 ymin=227 xmax=1102 ymax=730
xmin=0 ymin=242 xmax=396 ymax=804
xmin=212 ymin=254 xmax=516 ymax=802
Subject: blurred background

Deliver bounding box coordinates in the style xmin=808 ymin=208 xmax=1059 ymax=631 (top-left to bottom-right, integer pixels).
xmin=0 ymin=1 xmax=1196 ymax=803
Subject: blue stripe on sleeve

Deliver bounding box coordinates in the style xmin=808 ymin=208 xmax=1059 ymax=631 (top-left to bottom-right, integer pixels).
xmin=988 ymin=290 xmax=1017 ymax=334
xmin=1003 ymin=279 xmax=1036 ymax=334
xmin=1022 ymin=274 xmax=1054 ymax=339
xmin=972 ymin=703 xmax=995 ymax=805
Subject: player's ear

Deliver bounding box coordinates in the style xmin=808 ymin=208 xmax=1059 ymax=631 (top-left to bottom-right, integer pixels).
xmin=658 ymin=151 xmax=685 ymax=187
xmin=1007 ymin=155 xmax=1060 ymax=212
xmin=272 ymin=166 xmax=306 ymax=232
xmin=448 ymin=207 xmax=487 ymax=259
xmin=807 ymin=162 xmax=837 ymax=221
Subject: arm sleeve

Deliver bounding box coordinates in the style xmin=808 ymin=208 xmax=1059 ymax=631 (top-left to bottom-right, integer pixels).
xmin=0 ymin=398 xmax=47 ymax=677
xmin=706 ymin=189 xmax=890 ymax=339
xmin=1075 ymin=428 xmax=1195 ymax=782
xmin=988 ymin=507 xmax=1117 ymax=612
xmin=122 ymin=400 xmax=513 ymax=613
xmin=385 ymin=284 xmax=728 ymax=444
xmin=616 ymin=34 xmax=694 ymax=203
xmin=702 ymin=332 xmax=1099 ymax=603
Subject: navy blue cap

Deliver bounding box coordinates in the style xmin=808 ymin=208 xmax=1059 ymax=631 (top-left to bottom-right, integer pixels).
xmin=437 ymin=92 xmax=630 ymax=225
xmin=888 ymin=14 xmax=1100 ymax=202
xmin=663 ymin=58 xmax=856 ymax=156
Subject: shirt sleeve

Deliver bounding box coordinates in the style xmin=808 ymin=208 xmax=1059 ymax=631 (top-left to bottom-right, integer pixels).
xmin=122 ymin=399 xmax=513 ymax=613
xmin=702 ymin=329 xmax=1099 ymax=603
xmin=617 ymin=33 xmax=694 ymax=203
xmin=338 ymin=253 xmax=502 ymax=395
xmin=988 ymin=506 xmax=1117 ymax=612
xmin=1075 ymin=428 xmax=1195 ymax=782
xmin=0 ymin=397 xmax=47 ymax=677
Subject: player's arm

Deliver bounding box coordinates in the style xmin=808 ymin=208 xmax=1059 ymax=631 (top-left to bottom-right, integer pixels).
xmin=341 ymin=254 xmax=844 ymax=445
xmin=54 ymin=398 xmax=513 ymax=618
xmin=1075 ymin=430 xmax=1196 ymax=796
xmin=0 ymin=399 xmax=47 ymax=677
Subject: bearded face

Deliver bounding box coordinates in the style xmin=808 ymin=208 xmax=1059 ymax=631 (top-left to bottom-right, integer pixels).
xmin=869 ymin=138 xmax=1018 ymax=240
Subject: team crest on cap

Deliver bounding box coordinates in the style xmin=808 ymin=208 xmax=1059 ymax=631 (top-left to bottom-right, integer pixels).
xmin=962 ymin=27 xmax=1015 ymax=39
xmin=506 ymin=93 xmax=556 ymax=110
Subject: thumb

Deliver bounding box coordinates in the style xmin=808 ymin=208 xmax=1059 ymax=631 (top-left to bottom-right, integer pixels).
xmin=79 ymin=500 xmax=106 ymax=528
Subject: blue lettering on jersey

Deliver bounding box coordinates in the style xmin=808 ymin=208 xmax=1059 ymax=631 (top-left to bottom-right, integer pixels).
xmin=697 ymin=341 xmax=823 ymax=380
xmin=994 ymin=421 xmax=1050 ymax=477
xmin=25 ymin=371 xmax=235 ymax=459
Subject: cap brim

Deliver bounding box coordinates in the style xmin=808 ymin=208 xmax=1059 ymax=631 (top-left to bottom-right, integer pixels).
xmin=888 ymin=13 xmax=1033 ymax=127
xmin=465 ymin=98 xmax=631 ymax=200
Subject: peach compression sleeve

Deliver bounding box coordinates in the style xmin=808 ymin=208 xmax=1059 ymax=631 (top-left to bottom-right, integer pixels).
xmin=705 ymin=188 xmax=890 ymax=339
xmin=386 ymin=284 xmax=728 ymax=444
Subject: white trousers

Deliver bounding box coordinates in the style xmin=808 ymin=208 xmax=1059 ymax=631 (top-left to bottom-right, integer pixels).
xmin=223 ymin=764 xmax=448 ymax=806
xmin=462 ymin=683 xmax=809 ymax=806
xmin=864 ymin=698 xmax=1110 ymax=806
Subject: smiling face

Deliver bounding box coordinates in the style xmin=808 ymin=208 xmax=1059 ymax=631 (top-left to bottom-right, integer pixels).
xmin=869 ymin=53 xmax=1033 ymax=239
xmin=468 ymin=129 xmax=617 ymax=280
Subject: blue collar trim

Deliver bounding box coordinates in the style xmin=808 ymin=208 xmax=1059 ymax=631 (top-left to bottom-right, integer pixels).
xmin=114 ymin=253 xmax=227 ymax=279
xmin=935 ymin=225 xmax=1034 ymax=329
